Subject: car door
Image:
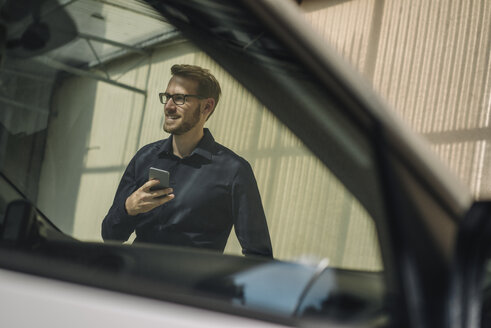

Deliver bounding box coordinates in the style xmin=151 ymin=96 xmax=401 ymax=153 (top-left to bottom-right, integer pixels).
xmin=0 ymin=0 xmax=480 ymax=327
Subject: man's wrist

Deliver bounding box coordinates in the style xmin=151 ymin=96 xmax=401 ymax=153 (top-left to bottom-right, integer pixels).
xmin=125 ymin=198 xmax=137 ymax=216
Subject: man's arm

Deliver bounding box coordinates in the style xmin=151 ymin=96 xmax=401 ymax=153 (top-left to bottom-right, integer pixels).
xmin=232 ymin=162 xmax=273 ymax=258
xmin=101 ymin=157 xmax=140 ymax=242
xmin=102 ymin=158 xmax=174 ymax=242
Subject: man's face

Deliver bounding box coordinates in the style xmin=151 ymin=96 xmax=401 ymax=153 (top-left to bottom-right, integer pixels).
xmin=163 ymin=76 xmax=203 ymax=135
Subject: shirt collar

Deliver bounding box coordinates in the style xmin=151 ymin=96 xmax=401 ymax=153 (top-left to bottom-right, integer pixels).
xmin=158 ymin=128 xmax=215 ymax=161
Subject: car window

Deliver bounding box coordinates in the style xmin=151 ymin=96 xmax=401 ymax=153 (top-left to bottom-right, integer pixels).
xmin=0 ymin=0 xmax=387 ymax=325
xmin=25 ymin=39 xmax=381 ymax=271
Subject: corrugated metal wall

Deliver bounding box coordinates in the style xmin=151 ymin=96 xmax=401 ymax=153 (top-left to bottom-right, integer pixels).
xmin=302 ymin=0 xmax=491 ymax=199
xmin=38 ymin=40 xmax=382 ymax=271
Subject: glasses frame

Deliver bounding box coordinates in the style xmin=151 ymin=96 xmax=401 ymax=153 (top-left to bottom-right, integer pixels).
xmin=159 ymin=93 xmax=205 ymax=105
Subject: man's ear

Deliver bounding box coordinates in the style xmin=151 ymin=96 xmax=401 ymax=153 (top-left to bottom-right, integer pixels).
xmin=202 ymin=98 xmax=215 ymax=114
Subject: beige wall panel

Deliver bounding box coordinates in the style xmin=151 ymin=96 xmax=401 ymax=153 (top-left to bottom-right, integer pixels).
xmin=38 ymin=76 xmax=100 ymax=235
xmin=38 ymin=68 xmax=146 ymax=239
xmin=302 ymin=0 xmax=491 ymax=199
xmin=302 ymin=0 xmax=375 ymax=72
xmin=70 ymin=82 xmax=146 ymax=240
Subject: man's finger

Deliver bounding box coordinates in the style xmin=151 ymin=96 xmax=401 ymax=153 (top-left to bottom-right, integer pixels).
xmin=158 ymin=193 xmax=175 ymax=204
xmin=146 ymin=187 xmax=173 ymax=199
xmin=153 ymin=188 xmax=173 ymax=198
xmin=142 ymin=193 xmax=174 ymax=209
xmin=141 ymin=179 xmax=161 ymax=191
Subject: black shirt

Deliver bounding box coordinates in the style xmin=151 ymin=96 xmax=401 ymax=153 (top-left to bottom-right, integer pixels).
xmin=102 ymin=129 xmax=273 ymax=257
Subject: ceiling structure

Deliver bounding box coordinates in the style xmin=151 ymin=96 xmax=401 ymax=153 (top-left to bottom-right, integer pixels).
xmin=0 ymin=0 xmax=179 ymax=134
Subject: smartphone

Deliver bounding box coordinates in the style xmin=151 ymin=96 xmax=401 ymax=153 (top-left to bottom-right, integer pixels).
xmin=148 ymin=167 xmax=170 ymax=191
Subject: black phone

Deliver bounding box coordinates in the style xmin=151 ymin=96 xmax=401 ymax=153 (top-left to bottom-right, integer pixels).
xmin=148 ymin=167 xmax=170 ymax=191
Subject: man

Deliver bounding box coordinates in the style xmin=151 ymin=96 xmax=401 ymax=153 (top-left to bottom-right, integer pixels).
xmin=102 ymin=64 xmax=273 ymax=257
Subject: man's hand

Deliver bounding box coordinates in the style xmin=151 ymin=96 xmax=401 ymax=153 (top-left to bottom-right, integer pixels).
xmin=125 ymin=180 xmax=174 ymax=216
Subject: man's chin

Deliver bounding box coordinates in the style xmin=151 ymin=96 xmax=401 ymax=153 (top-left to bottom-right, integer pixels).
xmin=164 ymin=125 xmax=176 ymax=134
xmin=163 ymin=123 xmax=172 ymax=132
xmin=164 ymin=124 xmax=187 ymax=135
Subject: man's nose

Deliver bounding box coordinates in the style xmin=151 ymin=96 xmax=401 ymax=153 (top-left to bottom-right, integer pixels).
xmin=164 ymin=99 xmax=176 ymax=110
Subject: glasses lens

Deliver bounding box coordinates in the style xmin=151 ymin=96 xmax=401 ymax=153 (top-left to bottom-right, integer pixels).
xmin=159 ymin=93 xmax=167 ymax=104
xmin=159 ymin=94 xmax=187 ymax=105
xmin=173 ymin=95 xmax=185 ymax=105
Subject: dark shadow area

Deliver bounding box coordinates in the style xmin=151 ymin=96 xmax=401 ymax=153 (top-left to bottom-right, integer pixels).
xmin=0 ymin=122 xmax=47 ymax=203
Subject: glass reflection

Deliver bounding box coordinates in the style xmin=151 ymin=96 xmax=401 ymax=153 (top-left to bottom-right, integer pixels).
xmin=195 ymin=259 xmax=384 ymax=321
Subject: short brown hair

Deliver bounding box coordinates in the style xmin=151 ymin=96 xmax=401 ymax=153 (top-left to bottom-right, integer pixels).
xmin=171 ymin=64 xmax=221 ymax=117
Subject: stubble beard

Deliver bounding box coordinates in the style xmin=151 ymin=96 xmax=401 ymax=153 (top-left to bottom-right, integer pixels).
xmin=163 ymin=104 xmax=201 ymax=135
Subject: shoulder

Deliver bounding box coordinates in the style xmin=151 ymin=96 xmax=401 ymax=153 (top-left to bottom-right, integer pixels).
xmin=136 ymin=139 xmax=167 ymax=156
xmin=212 ymin=142 xmax=253 ymax=173
xmin=128 ymin=138 xmax=168 ymax=165
xmin=137 ymin=139 xmax=164 ymax=154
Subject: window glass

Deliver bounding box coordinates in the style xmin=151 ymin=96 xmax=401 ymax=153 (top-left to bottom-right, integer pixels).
xmin=1 ymin=38 xmax=382 ymax=271
xmin=0 ymin=0 xmax=385 ymax=323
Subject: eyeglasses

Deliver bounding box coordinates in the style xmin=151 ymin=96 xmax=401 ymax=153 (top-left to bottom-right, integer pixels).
xmin=159 ymin=93 xmax=205 ymax=105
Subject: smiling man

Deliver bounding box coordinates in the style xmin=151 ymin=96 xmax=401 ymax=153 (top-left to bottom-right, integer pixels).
xmin=102 ymin=64 xmax=273 ymax=257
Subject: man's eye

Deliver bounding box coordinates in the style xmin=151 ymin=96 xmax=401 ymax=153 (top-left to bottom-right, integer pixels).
xmin=174 ymin=95 xmax=185 ymax=103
